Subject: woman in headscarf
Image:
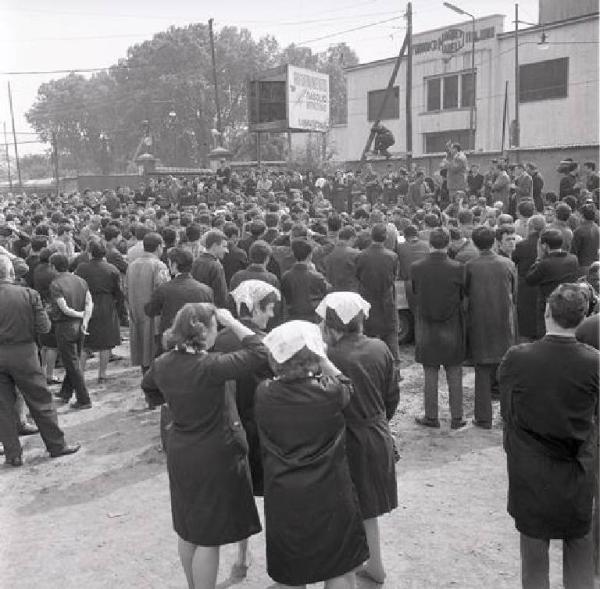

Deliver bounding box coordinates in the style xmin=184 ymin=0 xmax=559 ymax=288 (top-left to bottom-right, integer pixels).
xmin=213 ymin=280 xmax=280 ymax=579
xmin=141 ymin=303 xmax=267 ymax=589
xmin=318 ymin=292 xmax=399 ymax=584
xmin=256 ymin=320 xmax=368 ymax=589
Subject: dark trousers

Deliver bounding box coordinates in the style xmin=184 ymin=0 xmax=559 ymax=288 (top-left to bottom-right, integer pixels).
xmin=55 ymin=321 xmax=90 ymax=405
xmin=520 ymin=532 xmax=594 ymax=589
xmin=0 ymin=343 xmax=66 ymax=460
xmin=423 ymin=365 xmax=463 ymax=420
xmin=474 ymin=363 xmax=499 ymax=425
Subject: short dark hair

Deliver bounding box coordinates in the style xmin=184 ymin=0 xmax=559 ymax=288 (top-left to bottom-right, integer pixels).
xmin=249 ymin=220 xmax=266 ymax=237
xmin=583 ymin=161 xmax=596 ymax=171
xmin=143 ymin=232 xmax=163 ymax=253
xmin=403 ymin=225 xmax=418 ymax=238
xmin=458 ymin=210 xmax=474 ymax=225
xmin=204 ymin=230 xmax=226 ymax=250
xmin=57 ymin=224 xmax=73 ymax=236
xmin=291 ymin=238 xmax=312 ymax=261
xmin=517 ymin=200 xmax=535 ymax=218
xmin=89 ymin=240 xmax=106 ymax=260
xmin=471 ymin=226 xmax=495 ymax=250
xmin=186 ymin=223 xmax=202 ymax=242
xmin=495 ymin=224 xmax=515 ymax=242
xmin=104 ymin=225 xmax=121 ymax=242
xmin=249 ymin=240 xmax=272 ymax=264
xmin=555 ymin=202 xmax=572 ymax=221
xmin=222 ymin=222 xmax=239 ymax=239
xmin=49 ymin=252 xmax=69 ymax=272
xmin=161 ymin=227 xmax=178 ymax=248
xmin=429 ymin=227 xmax=450 ymax=249
xmin=327 ymin=214 xmax=342 ymax=232
xmin=452 ymin=142 xmax=461 ymax=151
xmin=168 ymin=247 xmax=193 ymax=273
xmin=371 ymin=223 xmax=387 ymax=243
xmin=581 ymin=203 xmax=597 ymax=221
xmin=134 ymin=224 xmax=150 ymax=241
xmin=449 ymin=227 xmax=462 ymax=241
xmin=540 ymin=228 xmax=563 ymax=249
xmin=424 ymin=213 xmax=439 ymax=228
xmin=30 ymin=236 xmax=47 ymax=252
xmin=338 ymin=226 xmax=356 ymax=241
xmin=265 ymin=212 xmax=279 ymax=228
xmin=547 ymin=284 xmax=589 ymax=328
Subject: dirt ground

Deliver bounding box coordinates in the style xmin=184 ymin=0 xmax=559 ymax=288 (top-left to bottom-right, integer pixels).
xmin=0 ymin=339 xmax=591 ymax=589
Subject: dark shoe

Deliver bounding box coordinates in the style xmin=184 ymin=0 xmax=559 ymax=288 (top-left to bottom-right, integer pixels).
xmin=49 ymin=444 xmax=81 ymax=458
xmin=18 ymin=423 xmax=39 ymax=436
xmin=47 ymin=377 xmax=62 ymax=386
xmin=5 ymin=455 xmax=23 ymax=467
xmin=451 ymin=418 xmax=467 ymax=430
xmin=53 ymin=392 xmax=69 ymax=402
xmin=471 ymin=418 xmax=492 ymax=430
xmin=229 ymin=563 xmax=249 ymax=580
xmin=415 ymin=416 xmax=440 ymax=428
xmin=69 ymin=401 xmax=92 ymax=410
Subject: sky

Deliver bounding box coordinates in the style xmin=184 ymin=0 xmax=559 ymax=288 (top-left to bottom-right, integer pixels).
xmin=0 ymin=0 xmax=539 ymax=155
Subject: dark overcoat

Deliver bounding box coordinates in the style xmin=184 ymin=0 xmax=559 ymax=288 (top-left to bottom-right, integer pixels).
xmin=255 ymin=374 xmax=368 ymax=585
xmin=141 ymin=336 xmax=266 ymax=546
xmin=327 ymin=333 xmax=399 ymax=519
xmin=499 ymin=336 xmax=599 ymax=538
xmin=356 ymin=243 xmax=398 ymax=336
xmin=511 ymin=232 xmax=540 ymax=339
xmin=411 ymin=251 xmax=465 ymax=366
xmin=465 ymin=251 xmax=517 ymax=364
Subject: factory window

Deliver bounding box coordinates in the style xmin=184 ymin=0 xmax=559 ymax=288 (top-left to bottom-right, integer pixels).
xmin=443 ymin=75 xmax=459 ymax=109
xmin=367 ymin=86 xmax=400 ymax=121
xmin=427 ymin=78 xmax=441 ymax=111
xmin=424 ymin=129 xmax=472 ymax=153
xmin=426 ymin=70 xmax=476 ymax=112
xmin=519 ymin=57 xmax=568 ymax=102
xmin=461 ymin=72 xmax=476 ymax=107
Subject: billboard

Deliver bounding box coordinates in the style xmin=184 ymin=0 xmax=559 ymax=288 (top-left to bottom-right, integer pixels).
xmin=287 ymin=65 xmax=330 ymax=132
xmin=248 ymin=65 xmax=330 ymax=133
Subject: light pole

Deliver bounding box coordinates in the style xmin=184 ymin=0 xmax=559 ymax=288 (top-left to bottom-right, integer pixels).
xmin=443 ymin=2 xmax=476 ymax=151
xmin=168 ymin=111 xmax=177 ymax=165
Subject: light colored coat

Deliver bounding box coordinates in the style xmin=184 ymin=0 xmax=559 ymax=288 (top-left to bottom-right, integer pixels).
xmin=125 ymin=252 xmax=169 ymax=367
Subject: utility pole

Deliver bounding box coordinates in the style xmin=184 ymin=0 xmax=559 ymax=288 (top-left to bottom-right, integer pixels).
xmin=208 ymin=19 xmax=222 ymax=146
xmin=359 ymin=31 xmax=409 ymax=163
xmin=51 ymin=131 xmax=60 ymax=197
xmin=7 ymin=82 xmax=22 ymax=189
xmin=3 ymin=122 xmax=12 ymax=192
xmin=405 ymin=2 xmax=413 ymax=171
xmin=513 ymin=3 xmax=520 ymax=157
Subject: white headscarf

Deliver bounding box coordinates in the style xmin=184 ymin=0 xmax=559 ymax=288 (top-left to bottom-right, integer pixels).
xmin=230 ymin=280 xmax=280 ymax=316
xmin=263 ymin=320 xmax=327 ymax=364
xmin=316 ymin=292 xmax=371 ymax=325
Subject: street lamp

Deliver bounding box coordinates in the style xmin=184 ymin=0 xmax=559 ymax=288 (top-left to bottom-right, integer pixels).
xmin=168 ymin=111 xmax=177 ymax=165
xmin=443 ymin=2 xmax=476 ymax=151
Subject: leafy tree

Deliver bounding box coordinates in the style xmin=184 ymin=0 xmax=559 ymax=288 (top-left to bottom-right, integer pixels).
xmin=25 ymin=26 xmax=358 ymax=173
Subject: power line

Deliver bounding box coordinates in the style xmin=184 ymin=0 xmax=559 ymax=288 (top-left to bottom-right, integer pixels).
xmin=299 ymin=15 xmax=403 ymax=45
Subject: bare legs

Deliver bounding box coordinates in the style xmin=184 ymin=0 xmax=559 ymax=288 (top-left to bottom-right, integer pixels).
xmin=97 ymin=350 xmax=110 ymax=380
xmin=41 ymin=347 xmax=58 ymax=382
xmin=325 ymin=573 xmax=356 ymax=589
xmin=177 ymin=538 xmax=220 ymax=589
xmin=357 ymin=518 xmax=386 ymax=584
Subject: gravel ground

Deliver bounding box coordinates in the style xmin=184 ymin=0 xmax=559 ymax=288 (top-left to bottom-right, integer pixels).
xmin=0 ymin=341 xmax=593 ymax=588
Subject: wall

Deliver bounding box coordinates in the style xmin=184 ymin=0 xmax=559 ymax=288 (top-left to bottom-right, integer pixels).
xmin=496 ymin=16 xmax=599 ymax=149
xmin=76 ymin=175 xmax=141 ymax=192
xmin=539 ymin=0 xmax=599 ymax=24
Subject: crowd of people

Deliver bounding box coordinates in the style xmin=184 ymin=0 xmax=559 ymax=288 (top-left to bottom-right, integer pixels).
xmin=0 ymin=145 xmax=599 ymax=588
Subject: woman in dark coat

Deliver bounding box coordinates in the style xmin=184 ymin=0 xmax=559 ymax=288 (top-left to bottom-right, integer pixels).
xmin=75 ymin=240 xmax=122 ymax=382
xmin=212 ymin=280 xmax=279 ymax=580
xmin=256 ymin=320 xmax=369 ymax=589
xmin=141 ymin=304 xmax=267 ymax=589
xmin=319 ymin=293 xmax=399 ymax=585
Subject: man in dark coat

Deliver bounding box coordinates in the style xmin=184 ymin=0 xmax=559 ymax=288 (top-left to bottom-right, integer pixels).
xmin=322 ymin=226 xmax=360 ymax=292
xmin=465 ymin=226 xmax=517 ymax=428
xmin=356 ymin=224 xmax=400 ymax=365
xmin=412 ymin=228 xmax=466 ymax=429
xmin=498 ymin=284 xmax=599 ymax=589
xmin=191 ymin=230 xmax=229 ymax=307
xmin=280 ymin=239 xmax=329 ymax=323
xmin=571 ymin=203 xmax=600 ymax=276
xmin=512 ymin=215 xmax=546 ymax=341
xmin=0 ymin=255 xmax=80 ymax=466
xmin=230 ymin=240 xmax=280 ymax=291
xmin=145 ymin=247 xmax=214 ymax=351
xmin=525 ymin=228 xmax=580 ymax=338
xmin=396 ymin=225 xmax=429 ymax=313
xmin=526 ymin=162 xmax=544 ymax=212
